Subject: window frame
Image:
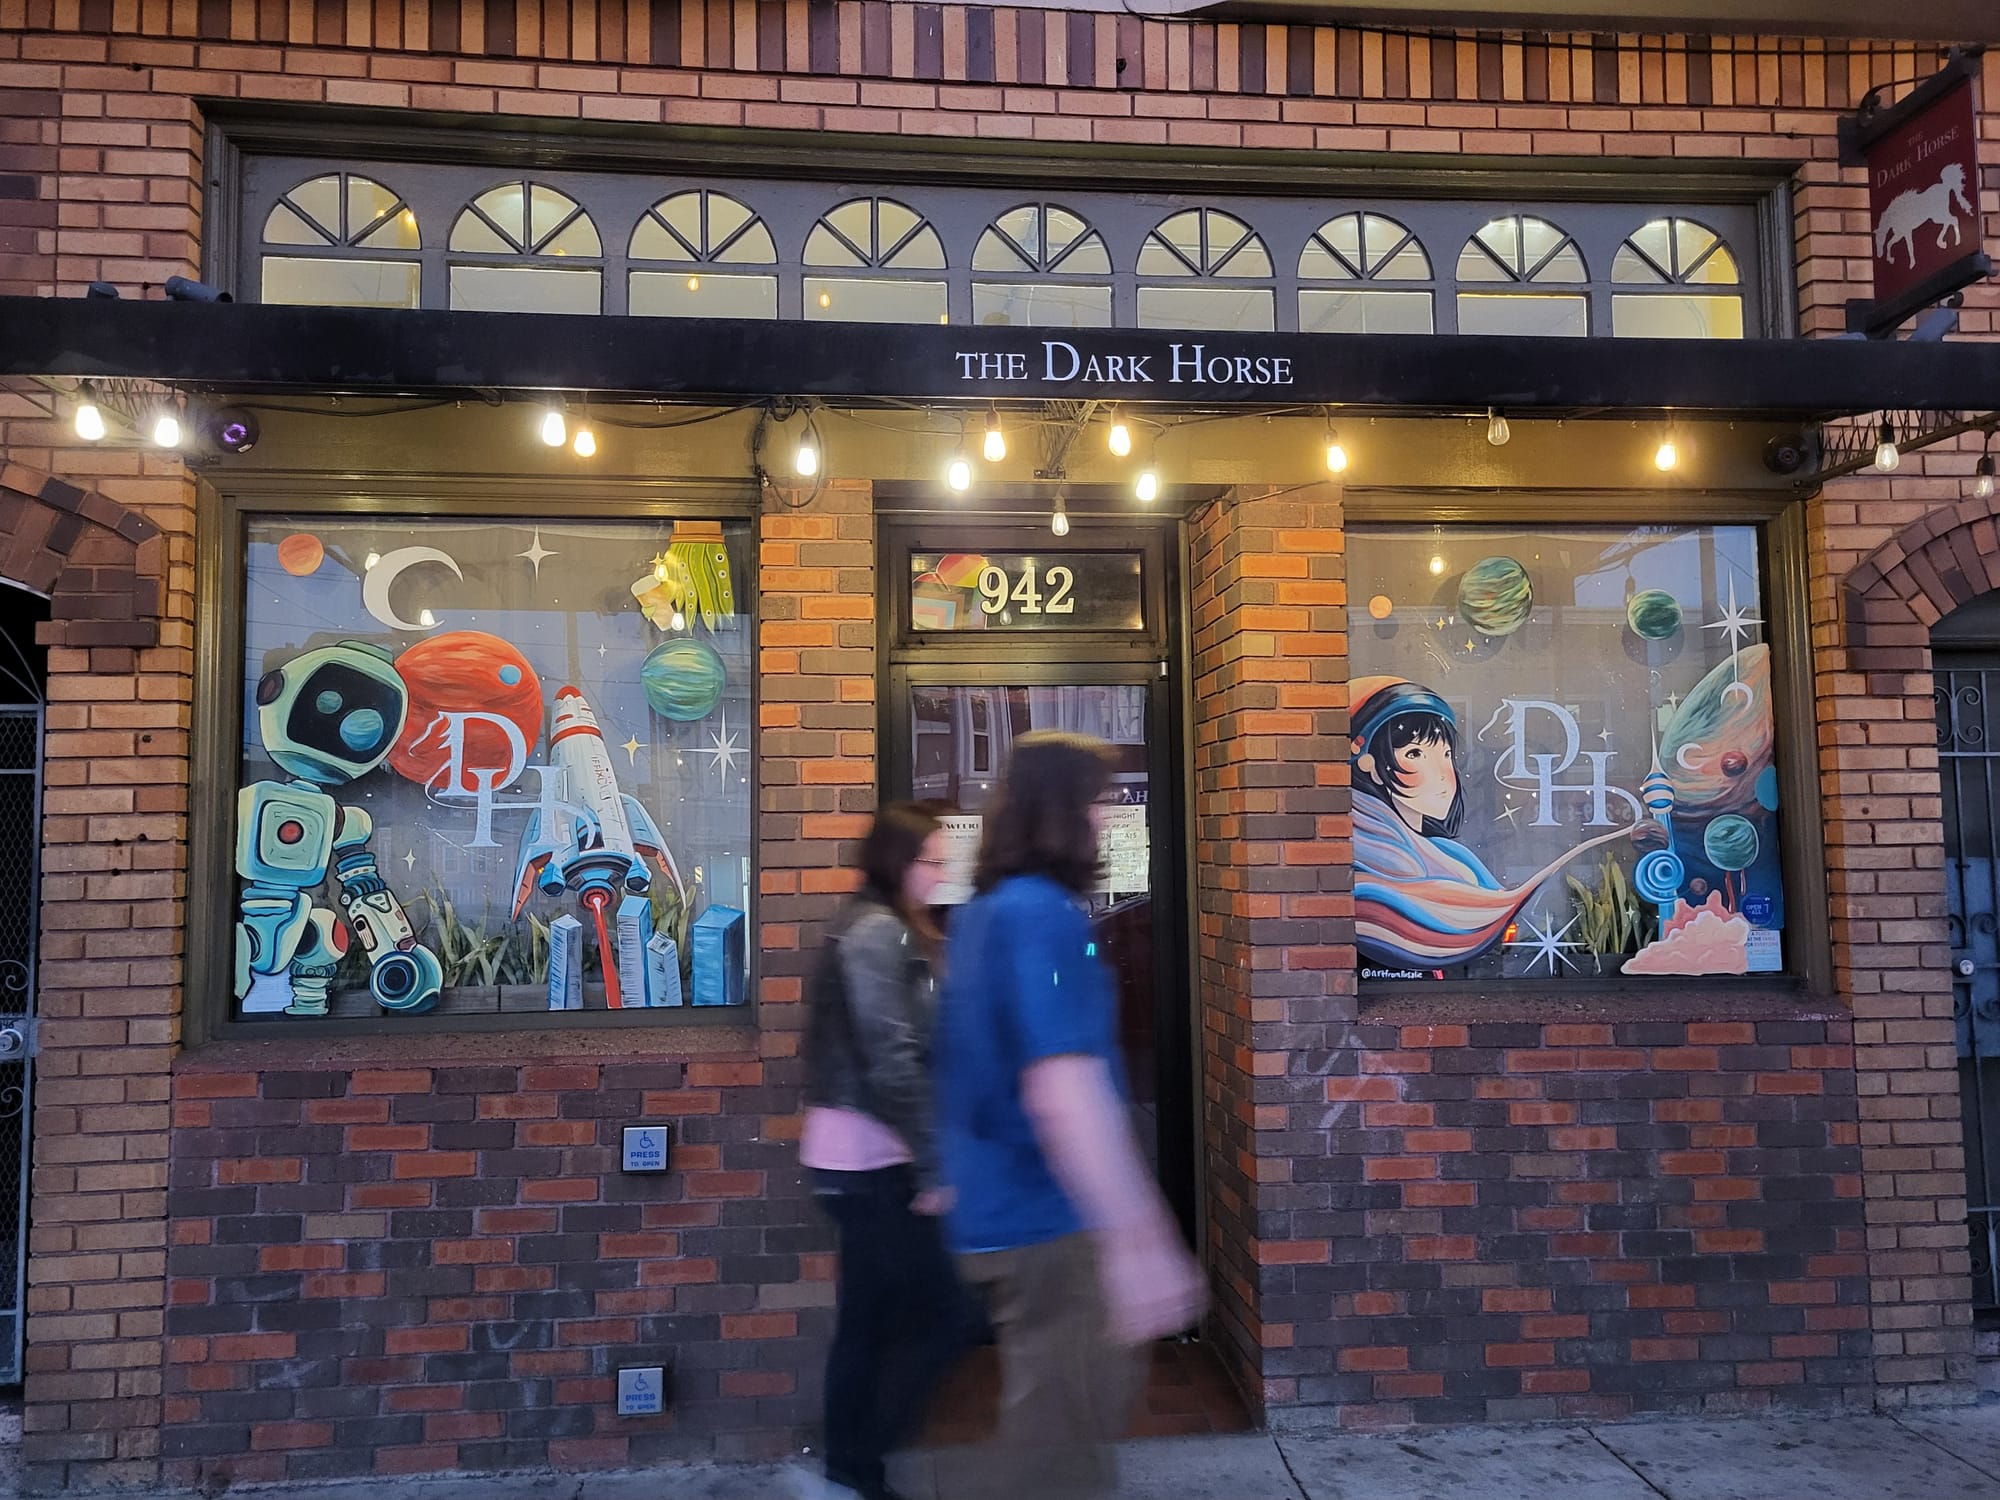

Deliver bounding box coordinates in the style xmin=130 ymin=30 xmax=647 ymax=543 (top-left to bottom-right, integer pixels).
xmin=1341 ymin=490 xmax=1831 ymax=1012
xmin=207 ymin=112 xmax=1794 ymax=337
xmin=186 ymin=478 xmax=763 ymax=1045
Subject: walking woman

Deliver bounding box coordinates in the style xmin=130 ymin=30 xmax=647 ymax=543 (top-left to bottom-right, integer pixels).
xmin=935 ymin=732 xmax=1206 ymax=1500
xmin=800 ymin=801 xmax=964 ymax=1500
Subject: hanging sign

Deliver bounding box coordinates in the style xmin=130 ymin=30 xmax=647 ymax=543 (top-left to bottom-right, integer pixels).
xmin=1840 ymin=51 xmax=1992 ymax=338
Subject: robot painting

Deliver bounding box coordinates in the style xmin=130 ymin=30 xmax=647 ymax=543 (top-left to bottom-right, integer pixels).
xmin=236 ymin=640 xmax=445 ymax=1017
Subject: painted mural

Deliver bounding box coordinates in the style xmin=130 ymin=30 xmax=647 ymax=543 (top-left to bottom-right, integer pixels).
xmin=1349 ymin=525 xmax=1785 ymax=982
xmin=234 ymin=517 xmax=752 ymax=1020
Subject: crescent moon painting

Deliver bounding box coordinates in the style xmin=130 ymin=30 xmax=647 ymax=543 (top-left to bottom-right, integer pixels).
xmin=362 ymin=547 xmax=463 ymax=632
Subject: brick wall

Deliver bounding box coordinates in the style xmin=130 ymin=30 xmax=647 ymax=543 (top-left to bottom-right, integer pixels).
xmin=1 ymin=0 xmax=1997 ymax=1484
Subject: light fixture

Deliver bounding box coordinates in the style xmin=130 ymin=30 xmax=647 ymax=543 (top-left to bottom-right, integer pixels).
xmin=982 ymin=406 xmax=1006 ymax=463
xmin=572 ymin=424 xmax=596 ymax=458
xmin=686 ymin=274 xmax=700 ymax=292
xmin=1486 ymin=408 xmax=1511 ymax=447
xmin=539 ymin=404 xmax=567 ymax=447
xmin=1975 ymin=453 xmax=1997 ymax=502
xmin=365 ymin=552 xmax=381 ymax=571
xmin=794 ymin=418 xmax=820 ymax=478
xmin=1135 ymin=466 xmax=1159 ymax=504
xmin=1324 ymin=412 xmax=1348 ymax=475
xmin=945 ymin=422 xmax=973 ymax=494
xmin=1050 ymin=491 xmax=1071 ymax=537
xmin=1107 ymin=409 xmax=1132 ymax=458
xmin=73 ymin=386 xmax=105 ymax=442
xmin=1873 ymin=416 xmax=1900 ymax=472
xmin=1429 ymin=555 xmax=1446 ymax=576
xmin=1653 ymin=424 xmax=1678 ymax=472
xmin=818 ymin=290 xmax=832 ymax=309
xmin=150 ymin=407 xmax=181 ymax=448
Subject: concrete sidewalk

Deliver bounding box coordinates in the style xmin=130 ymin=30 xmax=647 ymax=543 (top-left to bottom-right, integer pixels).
xmin=14 ymin=1401 xmax=2000 ymax=1500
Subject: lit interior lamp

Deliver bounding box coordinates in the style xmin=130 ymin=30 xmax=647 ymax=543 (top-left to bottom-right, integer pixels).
xmin=151 ymin=409 xmax=181 ymax=448
xmin=1975 ymin=454 xmax=1997 ymax=502
xmin=1428 ymin=555 xmax=1446 ymax=575
xmin=539 ymin=406 xmax=567 ymax=447
xmin=818 ymin=290 xmax=832 ymax=309
xmin=1873 ymin=417 xmax=1900 ymax=472
xmin=1486 ymin=407 xmax=1511 ymax=447
xmin=1107 ymin=410 xmax=1132 ymax=457
xmin=687 ymin=275 xmax=700 ymax=292
xmin=1135 ymin=466 xmax=1159 ymax=504
xmin=73 ymin=391 xmax=105 ymax=442
xmin=945 ymin=446 xmax=973 ymax=494
xmin=983 ymin=407 xmax=1006 ymax=463
xmin=795 ymin=425 xmax=820 ymax=478
xmin=572 ymin=425 xmax=597 ymax=458
xmin=365 ymin=552 xmax=381 ymax=571
xmin=1653 ymin=427 xmax=1679 ymax=472
xmin=1050 ymin=492 xmax=1071 ymax=537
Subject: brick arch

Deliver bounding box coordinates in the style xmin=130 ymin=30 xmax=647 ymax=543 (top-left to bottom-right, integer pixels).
xmin=1843 ymin=496 xmax=2000 ymax=675
xmin=0 ymin=462 xmax=162 ymax=650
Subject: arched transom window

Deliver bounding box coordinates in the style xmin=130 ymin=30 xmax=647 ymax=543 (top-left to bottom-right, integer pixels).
xmin=629 ymin=190 xmax=778 ymax=320
xmin=1297 ymin=212 xmax=1433 ymax=335
xmin=448 ymin=180 xmax=603 ymax=315
xmin=1135 ymin=208 xmax=1274 ymax=332
xmin=804 ymin=197 xmax=947 ymax=325
xmin=261 ymin=172 xmax=421 ymax=309
xmin=1456 ymin=215 xmax=1588 ymax=337
xmin=972 ymin=203 xmax=1113 ymax=329
xmin=1610 ymin=217 xmax=1744 ymax=340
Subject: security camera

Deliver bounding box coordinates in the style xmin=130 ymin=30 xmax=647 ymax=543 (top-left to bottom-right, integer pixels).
xmin=204 ymin=406 xmax=259 ymax=455
xmin=163 ymin=276 xmax=233 ymax=303
xmin=1762 ymin=432 xmax=1813 ymax=475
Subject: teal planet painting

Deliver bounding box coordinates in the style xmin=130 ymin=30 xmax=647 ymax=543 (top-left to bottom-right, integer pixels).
xmin=1703 ymin=813 xmax=1760 ymax=873
xmin=641 ymin=637 xmax=727 ymax=721
xmin=1626 ymin=588 xmax=1683 ymax=641
xmin=1457 ymin=557 xmax=1533 ymax=637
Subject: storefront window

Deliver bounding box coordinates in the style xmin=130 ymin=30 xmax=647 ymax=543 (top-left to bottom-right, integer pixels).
xmin=971 ymin=202 xmax=1115 ymax=328
xmin=261 ymin=171 xmax=422 ymax=309
xmin=1297 ymin=212 xmax=1434 ymax=334
xmin=629 ymin=189 xmax=779 ymax=319
xmin=804 ymin=196 xmax=949 ymax=324
xmin=1349 ymin=524 xmax=1785 ymax=984
xmin=1456 ymin=214 xmax=1589 ymax=336
xmin=1136 ymin=207 xmax=1276 ymax=332
xmin=232 ymin=515 xmax=752 ymax=1021
xmin=1611 ymin=217 xmax=1745 ymax=339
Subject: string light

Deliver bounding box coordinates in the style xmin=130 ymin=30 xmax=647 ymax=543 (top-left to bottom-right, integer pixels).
xmin=1107 ymin=408 xmax=1132 ymax=458
xmin=151 ymin=408 xmax=181 ymax=448
xmin=571 ymin=424 xmax=596 ymax=458
xmin=1323 ymin=411 xmax=1348 ymax=474
xmin=982 ymin=406 xmax=1006 ymax=463
xmin=1050 ymin=491 xmax=1071 ymax=537
xmin=1974 ymin=455 xmax=1996 ymax=502
xmin=1486 ymin=407 xmax=1511 ymax=447
xmin=73 ymin=386 xmax=105 ymax=442
xmin=794 ymin=417 xmax=820 ymax=478
xmin=1428 ymin=555 xmax=1446 ymax=576
xmin=1135 ymin=465 xmax=1159 ymax=504
xmin=539 ymin=404 xmax=567 ymax=447
xmin=1653 ymin=422 xmax=1678 ymax=472
xmin=1873 ymin=416 xmax=1900 ymax=472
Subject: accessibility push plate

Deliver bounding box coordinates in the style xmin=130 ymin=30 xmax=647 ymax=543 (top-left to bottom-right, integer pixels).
xmin=621 ymin=1124 xmax=672 ymax=1173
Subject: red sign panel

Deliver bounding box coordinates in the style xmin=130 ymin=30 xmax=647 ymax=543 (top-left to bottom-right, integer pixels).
xmin=1865 ymin=73 xmax=1984 ymax=309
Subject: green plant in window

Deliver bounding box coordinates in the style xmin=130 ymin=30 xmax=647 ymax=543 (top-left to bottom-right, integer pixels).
xmin=1566 ymin=854 xmax=1652 ymax=973
xmin=417 ymin=885 xmax=508 ymax=989
xmin=494 ymin=913 xmax=553 ymax=987
xmin=650 ymin=877 xmax=696 ymax=994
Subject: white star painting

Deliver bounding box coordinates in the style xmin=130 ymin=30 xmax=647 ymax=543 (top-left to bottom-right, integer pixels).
xmin=702 ymin=705 xmax=743 ymax=784
xmin=1505 ymin=912 xmax=1581 ymax=975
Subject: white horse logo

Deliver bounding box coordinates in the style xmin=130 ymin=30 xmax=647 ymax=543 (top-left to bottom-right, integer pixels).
xmin=1875 ymin=162 xmax=1973 ymax=270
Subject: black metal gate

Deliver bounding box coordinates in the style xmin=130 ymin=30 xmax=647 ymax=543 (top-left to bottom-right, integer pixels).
xmin=1937 ymin=656 xmax=2000 ymax=1316
xmin=0 ymin=700 xmax=39 ymax=1384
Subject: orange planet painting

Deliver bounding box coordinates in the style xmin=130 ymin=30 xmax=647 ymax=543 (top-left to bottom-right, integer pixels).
xmin=1368 ymin=595 xmax=1394 ymax=620
xmin=276 ymin=533 xmax=325 ymax=577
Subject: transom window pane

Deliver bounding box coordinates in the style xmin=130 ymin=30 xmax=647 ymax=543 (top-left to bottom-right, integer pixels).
xmin=973 ymin=282 xmax=1113 ymax=328
xmin=1457 ymin=293 xmax=1589 ymax=337
xmin=805 ymin=277 xmax=948 ymax=324
xmin=1348 ymin=522 xmax=1786 ymax=984
xmin=1139 ymin=209 xmax=1270 ymax=279
xmin=452 ymin=181 xmax=600 ymax=258
xmin=806 ymin=198 xmax=946 ymax=271
xmin=1459 ymin=216 xmax=1587 ymax=284
xmin=264 ymin=173 xmax=418 ymax=250
xmin=1613 ymin=217 xmax=1740 ymax=287
xmin=630 ymin=191 xmax=776 ymax=266
xmin=1299 ymin=289 xmax=1433 ymax=334
xmin=974 ymin=203 xmax=1111 ymax=276
xmin=263 ymin=258 xmax=422 ymax=309
xmin=1299 ymin=213 xmax=1430 ymax=283
xmin=630 ymin=271 xmax=778 ymax=319
xmin=1135 ymin=285 xmax=1275 ymax=332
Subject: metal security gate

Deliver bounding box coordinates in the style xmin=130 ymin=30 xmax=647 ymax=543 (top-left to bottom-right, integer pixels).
xmin=1938 ymin=655 xmax=2000 ymax=1316
xmin=0 ymin=701 xmax=39 ymax=1383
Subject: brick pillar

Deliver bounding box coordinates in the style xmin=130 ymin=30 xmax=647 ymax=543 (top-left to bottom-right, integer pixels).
xmin=0 ymin=410 xmax=184 ymax=1492
xmin=1187 ymin=482 xmax=1351 ymax=1417
xmin=1817 ymin=480 xmax=1981 ymax=1407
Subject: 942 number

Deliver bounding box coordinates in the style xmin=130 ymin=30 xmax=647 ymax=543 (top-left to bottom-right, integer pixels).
xmin=977 ymin=559 xmax=1075 ymax=617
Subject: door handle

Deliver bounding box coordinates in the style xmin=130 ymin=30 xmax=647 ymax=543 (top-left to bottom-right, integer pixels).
xmin=1959 ymin=958 xmax=1978 ymax=978
xmin=0 ymin=1026 xmax=23 ymax=1059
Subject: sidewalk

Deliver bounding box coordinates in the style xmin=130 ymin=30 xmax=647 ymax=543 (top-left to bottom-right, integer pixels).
xmin=15 ymin=1401 xmax=2000 ymax=1500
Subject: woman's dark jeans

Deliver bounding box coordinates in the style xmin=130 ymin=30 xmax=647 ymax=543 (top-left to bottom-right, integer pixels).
xmin=814 ymin=1165 xmax=969 ymax=1493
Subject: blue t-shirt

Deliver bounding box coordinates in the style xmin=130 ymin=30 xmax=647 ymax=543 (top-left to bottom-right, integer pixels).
xmin=935 ymin=873 xmax=1118 ymax=1255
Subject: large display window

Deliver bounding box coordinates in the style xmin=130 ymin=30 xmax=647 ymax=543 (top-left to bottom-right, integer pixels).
xmin=1349 ymin=523 xmax=1790 ymax=985
xmin=225 ymin=513 xmax=752 ymax=1023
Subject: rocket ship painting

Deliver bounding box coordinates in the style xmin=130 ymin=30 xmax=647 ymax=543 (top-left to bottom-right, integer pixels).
xmin=512 ymin=685 xmax=686 ymax=1007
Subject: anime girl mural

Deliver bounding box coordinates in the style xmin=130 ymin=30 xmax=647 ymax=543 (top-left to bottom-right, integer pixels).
xmin=1351 ymin=676 xmax=1632 ymax=974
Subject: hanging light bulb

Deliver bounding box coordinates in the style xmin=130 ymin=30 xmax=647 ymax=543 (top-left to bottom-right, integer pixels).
xmin=1486 ymin=407 xmax=1511 ymax=447
xmin=539 ymin=405 xmax=567 ymax=447
xmin=945 ymin=447 xmax=972 ymax=494
xmin=1874 ymin=417 xmax=1900 ymax=472
xmin=1974 ymin=455 xmax=1997 ymax=502
xmin=983 ymin=406 xmax=1006 ymax=463
xmin=1050 ymin=491 xmax=1071 ymax=537
xmin=1428 ymin=555 xmax=1446 ymax=576
xmin=572 ymin=424 xmax=596 ymax=458
xmin=1135 ymin=467 xmax=1159 ymax=504
xmin=151 ymin=408 xmax=181 ymax=448
xmin=1324 ymin=425 xmax=1348 ymax=474
xmin=1653 ymin=422 xmax=1678 ymax=472
xmin=795 ymin=421 xmax=820 ymax=478
xmin=1107 ymin=409 xmax=1132 ymax=458
xmin=73 ymin=385 xmax=106 ymax=442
